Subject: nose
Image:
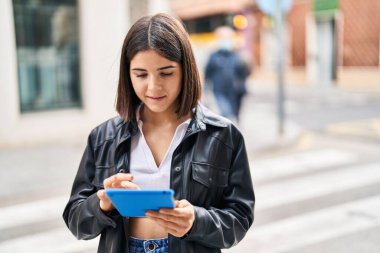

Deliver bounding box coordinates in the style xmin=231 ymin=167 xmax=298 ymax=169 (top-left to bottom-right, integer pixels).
xmin=147 ymin=75 xmax=162 ymax=91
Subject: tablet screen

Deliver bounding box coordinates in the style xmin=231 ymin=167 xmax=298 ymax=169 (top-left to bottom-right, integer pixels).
xmin=105 ymin=189 xmax=175 ymax=217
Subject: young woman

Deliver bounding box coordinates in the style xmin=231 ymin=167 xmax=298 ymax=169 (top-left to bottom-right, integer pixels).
xmin=63 ymin=13 xmax=255 ymax=253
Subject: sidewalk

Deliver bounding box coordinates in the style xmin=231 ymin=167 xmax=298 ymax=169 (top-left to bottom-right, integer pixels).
xmin=250 ymin=68 xmax=380 ymax=143
xmin=0 ymin=143 xmax=84 ymax=205
xmin=325 ymin=118 xmax=380 ymax=141
xmin=201 ymin=79 xmax=304 ymax=154
xmin=238 ymin=90 xmax=302 ymax=154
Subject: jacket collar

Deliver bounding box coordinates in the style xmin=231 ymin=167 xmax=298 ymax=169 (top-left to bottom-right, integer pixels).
xmin=115 ymin=118 xmax=137 ymax=147
xmin=115 ymin=103 xmax=227 ymax=146
xmin=193 ymin=103 xmax=228 ymax=129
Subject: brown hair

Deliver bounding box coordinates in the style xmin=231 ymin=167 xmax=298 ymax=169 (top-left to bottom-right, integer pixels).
xmin=115 ymin=13 xmax=202 ymax=122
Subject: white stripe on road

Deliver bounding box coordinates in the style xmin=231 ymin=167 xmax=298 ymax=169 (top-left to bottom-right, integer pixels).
xmin=258 ymin=162 xmax=380 ymax=210
xmin=4 ymin=196 xmax=380 ymax=253
xmin=0 ymin=162 xmax=377 ymax=232
xmin=0 ymin=196 xmax=67 ymax=230
xmin=252 ymin=148 xmax=357 ymax=182
xmin=225 ymin=195 xmax=380 ymax=253
xmin=0 ymin=227 xmax=98 ymax=253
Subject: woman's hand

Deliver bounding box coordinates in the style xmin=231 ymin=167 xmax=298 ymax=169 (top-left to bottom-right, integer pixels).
xmin=97 ymin=173 xmax=140 ymax=212
xmin=145 ymin=199 xmax=195 ymax=238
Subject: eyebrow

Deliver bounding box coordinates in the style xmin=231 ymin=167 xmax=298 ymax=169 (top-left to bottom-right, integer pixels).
xmin=157 ymin=65 xmax=176 ymax=71
xmin=131 ymin=65 xmax=176 ymax=71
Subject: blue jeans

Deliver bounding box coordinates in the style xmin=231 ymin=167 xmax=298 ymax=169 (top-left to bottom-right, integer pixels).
xmin=128 ymin=237 xmax=168 ymax=253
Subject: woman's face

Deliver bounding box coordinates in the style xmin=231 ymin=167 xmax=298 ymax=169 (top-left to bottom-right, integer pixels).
xmin=130 ymin=50 xmax=182 ymax=115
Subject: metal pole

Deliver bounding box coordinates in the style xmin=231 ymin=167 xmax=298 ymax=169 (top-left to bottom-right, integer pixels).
xmin=275 ymin=0 xmax=285 ymax=135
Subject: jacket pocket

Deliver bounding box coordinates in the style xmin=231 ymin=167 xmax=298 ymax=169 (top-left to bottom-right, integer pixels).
xmin=92 ymin=165 xmax=115 ymax=188
xmin=190 ymin=162 xmax=228 ymax=207
xmin=192 ymin=162 xmax=229 ymax=188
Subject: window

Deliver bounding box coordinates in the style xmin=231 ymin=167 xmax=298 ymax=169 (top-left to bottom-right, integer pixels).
xmin=13 ymin=0 xmax=81 ymax=112
xmin=183 ymin=14 xmax=229 ymax=34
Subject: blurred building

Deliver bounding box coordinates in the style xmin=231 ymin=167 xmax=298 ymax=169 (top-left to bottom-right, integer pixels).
xmin=287 ymin=0 xmax=380 ymax=86
xmin=0 ymin=0 xmax=169 ymax=147
xmin=172 ymin=0 xmax=380 ymax=87
xmin=1 ymin=0 xmax=378 ymax=147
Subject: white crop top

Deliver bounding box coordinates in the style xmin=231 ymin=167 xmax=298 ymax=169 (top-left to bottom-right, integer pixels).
xmin=129 ymin=110 xmax=191 ymax=190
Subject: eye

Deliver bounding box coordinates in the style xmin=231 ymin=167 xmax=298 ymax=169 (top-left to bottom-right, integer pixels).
xmin=160 ymin=72 xmax=173 ymax=77
xmin=135 ymin=73 xmax=147 ymax=78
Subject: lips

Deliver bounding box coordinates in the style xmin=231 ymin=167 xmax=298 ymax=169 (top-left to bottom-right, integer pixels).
xmin=147 ymin=95 xmax=166 ymax=100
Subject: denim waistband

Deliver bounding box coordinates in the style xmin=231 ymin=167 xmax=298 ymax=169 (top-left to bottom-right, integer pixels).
xmin=128 ymin=237 xmax=168 ymax=253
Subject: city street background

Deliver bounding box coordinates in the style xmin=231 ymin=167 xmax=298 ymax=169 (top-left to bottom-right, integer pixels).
xmin=1 ymin=80 xmax=380 ymax=252
xmin=1 ymin=0 xmax=380 ymax=252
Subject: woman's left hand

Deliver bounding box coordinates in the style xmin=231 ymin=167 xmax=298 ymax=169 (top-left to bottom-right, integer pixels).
xmin=146 ymin=199 xmax=195 ymax=238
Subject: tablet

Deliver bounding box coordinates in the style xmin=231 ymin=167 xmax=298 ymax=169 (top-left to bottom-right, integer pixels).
xmin=105 ymin=189 xmax=175 ymax=217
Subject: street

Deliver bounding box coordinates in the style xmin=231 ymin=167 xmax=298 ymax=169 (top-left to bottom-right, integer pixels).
xmin=1 ymin=84 xmax=380 ymax=252
xmin=225 ymin=84 xmax=380 ymax=252
xmin=224 ymin=132 xmax=380 ymax=253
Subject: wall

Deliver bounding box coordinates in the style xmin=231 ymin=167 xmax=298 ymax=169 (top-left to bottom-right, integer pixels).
xmin=341 ymin=0 xmax=380 ymax=67
xmin=288 ymin=1 xmax=312 ymax=67
xmin=0 ymin=0 xmax=130 ymax=147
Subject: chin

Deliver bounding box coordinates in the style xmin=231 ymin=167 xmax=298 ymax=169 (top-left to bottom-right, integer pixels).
xmin=144 ymin=104 xmax=171 ymax=114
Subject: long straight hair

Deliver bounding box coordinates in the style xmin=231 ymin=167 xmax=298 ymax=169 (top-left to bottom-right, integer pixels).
xmin=116 ymin=13 xmax=202 ymax=122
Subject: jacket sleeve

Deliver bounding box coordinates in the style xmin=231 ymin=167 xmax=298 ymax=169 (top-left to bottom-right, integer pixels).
xmin=62 ymin=131 xmax=120 ymax=240
xmin=184 ymin=134 xmax=255 ymax=248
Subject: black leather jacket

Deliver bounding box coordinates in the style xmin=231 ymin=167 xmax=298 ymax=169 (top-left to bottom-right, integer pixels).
xmin=63 ymin=104 xmax=255 ymax=253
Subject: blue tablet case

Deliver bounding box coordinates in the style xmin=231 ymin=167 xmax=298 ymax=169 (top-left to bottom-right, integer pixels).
xmin=105 ymin=189 xmax=175 ymax=217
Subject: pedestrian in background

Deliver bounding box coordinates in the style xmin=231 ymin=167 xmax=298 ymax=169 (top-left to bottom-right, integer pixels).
xmin=205 ymin=26 xmax=250 ymax=123
xmin=63 ymin=13 xmax=254 ymax=253
xmin=234 ymin=43 xmax=252 ymax=121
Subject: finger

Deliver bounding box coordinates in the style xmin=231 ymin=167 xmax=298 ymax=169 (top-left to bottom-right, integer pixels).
xmin=111 ymin=181 xmax=129 ymax=188
xmin=148 ymin=216 xmax=186 ymax=231
xmin=146 ymin=210 xmax=174 ymax=220
xmin=104 ymin=174 xmax=119 ymax=188
xmin=177 ymin=199 xmax=190 ymax=208
xmin=97 ymin=189 xmax=108 ymax=200
xmin=114 ymin=173 xmax=134 ymax=181
xmin=150 ymin=218 xmax=187 ymax=238
xmin=145 ymin=210 xmax=158 ymax=217
xmin=103 ymin=173 xmax=134 ymax=188
xmin=109 ymin=180 xmax=139 ymax=189
xmin=158 ymin=208 xmax=184 ymax=217
xmin=157 ymin=201 xmax=195 ymax=230
xmin=98 ymin=190 xmax=114 ymax=203
xmin=159 ymin=201 xmax=191 ymax=216
xmin=121 ymin=181 xmax=140 ymax=189
xmin=167 ymin=228 xmax=181 ymax=237
xmin=97 ymin=190 xmax=113 ymax=209
xmin=147 ymin=210 xmax=188 ymax=228
xmin=146 ymin=217 xmax=179 ymax=236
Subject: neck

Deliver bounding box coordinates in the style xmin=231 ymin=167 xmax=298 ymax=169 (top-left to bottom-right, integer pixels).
xmin=140 ymin=105 xmax=191 ymax=127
